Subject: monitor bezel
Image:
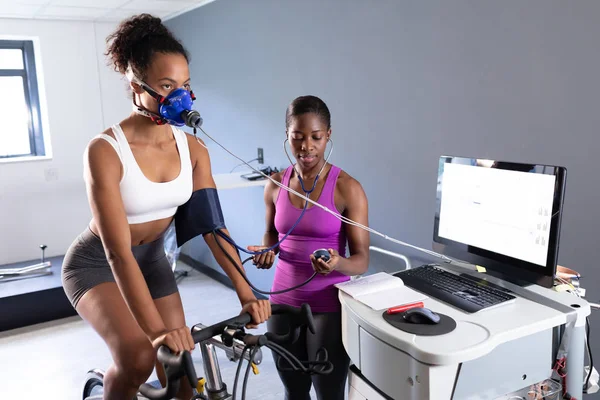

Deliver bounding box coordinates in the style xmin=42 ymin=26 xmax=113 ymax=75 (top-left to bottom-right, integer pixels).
xmin=432 ymin=155 xmax=567 ymax=288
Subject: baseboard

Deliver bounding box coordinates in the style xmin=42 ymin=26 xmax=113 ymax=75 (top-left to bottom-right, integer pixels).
xmin=0 ymin=287 xmax=77 ymax=332
xmin=0 ymin=255 xmax=77 ymax=332
xmin=179 ymin=254 xmax=268 ymax=300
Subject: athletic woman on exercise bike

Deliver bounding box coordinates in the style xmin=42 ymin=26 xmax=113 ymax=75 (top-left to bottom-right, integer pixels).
xmin=61 ymin=14 xmax=270 ymax=400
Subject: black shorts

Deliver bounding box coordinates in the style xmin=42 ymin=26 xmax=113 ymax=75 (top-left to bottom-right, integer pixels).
xmin=61 ymin=227 xmax=178 ymax=309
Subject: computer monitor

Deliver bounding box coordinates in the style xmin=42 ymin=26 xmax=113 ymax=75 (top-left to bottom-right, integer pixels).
xmin=433 ymin=156 xmax=567 ymax=288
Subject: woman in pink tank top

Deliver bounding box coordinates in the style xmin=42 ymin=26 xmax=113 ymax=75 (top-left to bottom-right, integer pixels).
xmin=248 ymin=96 xmax=370 ymax=400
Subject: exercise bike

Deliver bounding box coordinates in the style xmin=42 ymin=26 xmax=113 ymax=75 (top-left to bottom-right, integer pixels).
xmin=82 ymin=303 xmax=333 ymax=400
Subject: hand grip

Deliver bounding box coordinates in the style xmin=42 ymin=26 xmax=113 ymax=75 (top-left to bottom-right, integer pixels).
xmin=156 ymin=345 xmax=183 ymax=367
xmin=172 ymin=349 xmax=198 ymax=389
xmin=138 ymin=347 xmax=197 ymax=400
xmin=242 ymin=334 xmax=268 ymax=347
xmin=191 ymin=304 xmax=314 ymax=346
xmin=272 ymin=303 xmax=316 ymax=333
xmin=267 ymin=303 xmax=316 ymax=344
xmin=192 ymin=312 xmax=252 ymax=343
xmin=139 ymin=379 xmax=179 ymax=400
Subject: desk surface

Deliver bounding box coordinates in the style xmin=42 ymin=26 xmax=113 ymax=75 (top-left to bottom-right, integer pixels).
xmin=213 ymin=171 xmax=269 ymax=190
xmin=341 ymin=264 xmax=590 ymax=365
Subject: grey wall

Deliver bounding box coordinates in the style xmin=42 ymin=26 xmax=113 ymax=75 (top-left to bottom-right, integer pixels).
xmin=168 ymin=0 xmax=600 ymax=389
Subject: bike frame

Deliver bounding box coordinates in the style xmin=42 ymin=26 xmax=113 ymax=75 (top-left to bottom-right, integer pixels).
xmin=83 ymin=325 xmax=262 ymax=400
xmin=82 ymin=303 xmax=326 ymax=400
xmin=192 ymin=324 xmax=262 ymax=400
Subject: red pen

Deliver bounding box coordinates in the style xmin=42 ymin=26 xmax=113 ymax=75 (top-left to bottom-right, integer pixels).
xmin=386 ymin=302 xmax=424 ymax=315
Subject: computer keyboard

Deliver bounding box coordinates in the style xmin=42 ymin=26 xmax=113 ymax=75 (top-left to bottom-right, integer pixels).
xmin=395 ymin=264 xmax=516 ymax=313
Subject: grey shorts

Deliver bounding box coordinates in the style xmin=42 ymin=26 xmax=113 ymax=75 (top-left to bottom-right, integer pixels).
xmin=61 ymin=227 xmax=178 ymax=309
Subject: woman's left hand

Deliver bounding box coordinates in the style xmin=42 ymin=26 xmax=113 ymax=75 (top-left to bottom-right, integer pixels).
xmin=310 ymin=249 xmax=342 ymax=275
xmin=241 ymin=298 xmax=272 ymax=329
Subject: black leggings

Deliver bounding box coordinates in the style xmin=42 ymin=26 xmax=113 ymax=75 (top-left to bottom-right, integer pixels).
xmin=267 ymin=311 xmax=350 ymax=400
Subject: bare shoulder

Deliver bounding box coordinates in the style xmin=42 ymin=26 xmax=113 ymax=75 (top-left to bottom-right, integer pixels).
xmin=184 ymin=131 xmax=210 ymax=164
xmin=263 ymin=171 xmax=284 ymax=203
xmin=87 ymin=128 xmax=118 ymax=159
xmin=267 ymin=171 xmax=284 ymax=185
xmin=185 ymin=131 xmax=208 ymax=153
xmin=100 ymin=127 xmax=116 ymax=139
xmin=336 ymin=169 xmax=366 ymax=198
xmin=265 ymin=170 xmax=283 ymax=191
xmin=85 ymin=129 xmax=121 ymax=178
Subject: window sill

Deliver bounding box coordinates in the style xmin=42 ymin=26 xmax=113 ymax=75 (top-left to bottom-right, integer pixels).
xmin=0 ymin=155 xmax=53 ymax=164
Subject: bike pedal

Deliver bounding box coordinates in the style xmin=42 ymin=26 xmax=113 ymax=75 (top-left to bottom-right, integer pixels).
xmin=251 ymin=363 xmax=260 ymax=375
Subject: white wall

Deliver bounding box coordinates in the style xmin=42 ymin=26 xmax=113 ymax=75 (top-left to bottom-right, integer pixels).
xmin=94 ymin=23 xmax=132 ymax=129
xmin=0 ymin=19 xmax=130 ymax=264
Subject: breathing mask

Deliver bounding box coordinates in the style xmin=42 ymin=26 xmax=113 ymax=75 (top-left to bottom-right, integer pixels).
xmin=126 ymin=65 xmax=203 ymax=128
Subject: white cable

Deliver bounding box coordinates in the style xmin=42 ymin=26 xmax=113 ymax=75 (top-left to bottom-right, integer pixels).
xmin=196 ymin=127 xmax=453 ymax=263
xmin=556 ymin=276 xmax=582 ymax=297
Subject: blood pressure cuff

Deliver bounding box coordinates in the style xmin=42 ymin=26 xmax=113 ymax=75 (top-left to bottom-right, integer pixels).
xmin=174 ymin=188 xmax=226 ymax=248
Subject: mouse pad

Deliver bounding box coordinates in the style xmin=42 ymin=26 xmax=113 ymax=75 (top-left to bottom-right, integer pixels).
xmin=382 ymin=311 xmax=457 ymax=336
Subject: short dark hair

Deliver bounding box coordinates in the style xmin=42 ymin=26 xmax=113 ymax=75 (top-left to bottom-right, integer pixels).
xmin=286 ymin=95 xmax=331 ymax=130
xmin=105 ymin=13 xmax=189 ymax=79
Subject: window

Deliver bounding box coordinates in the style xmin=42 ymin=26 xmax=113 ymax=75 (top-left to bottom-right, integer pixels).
xmin=0 ymin=40 xmax=46 ymax=159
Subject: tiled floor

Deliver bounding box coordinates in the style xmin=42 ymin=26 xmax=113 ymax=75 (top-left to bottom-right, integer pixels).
xmin=0 ymin=264 xmax=320 ymax=399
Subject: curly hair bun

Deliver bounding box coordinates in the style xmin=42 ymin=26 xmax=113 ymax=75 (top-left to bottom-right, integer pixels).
xmin=105 ymin=13 xmax=188 ymax=78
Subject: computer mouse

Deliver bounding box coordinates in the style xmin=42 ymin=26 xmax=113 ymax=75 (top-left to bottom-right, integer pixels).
xmin=402 ymin=307 xmax=441 ymax=325
xmin=312 ymin=249 xmax=331 ymax=262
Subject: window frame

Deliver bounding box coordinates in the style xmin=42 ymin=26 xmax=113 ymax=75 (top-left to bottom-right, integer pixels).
xmin=0 ymin=39 xmax=46 ymax=159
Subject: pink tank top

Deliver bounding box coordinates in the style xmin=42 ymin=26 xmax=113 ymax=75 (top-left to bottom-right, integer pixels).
xmin=270 ymin=165 xmax=349 ymax=312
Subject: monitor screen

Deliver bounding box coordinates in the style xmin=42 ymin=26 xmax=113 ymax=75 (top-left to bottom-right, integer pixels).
xmin=433 ymin=156 xmax=567 ymax=287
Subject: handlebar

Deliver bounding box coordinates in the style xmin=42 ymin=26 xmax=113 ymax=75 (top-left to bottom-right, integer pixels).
xmin=190 ymin=303 xmax=315 ymax=345
xmin=266 ymin=303 xmax=316 ymax=343
xmin=141 ymin=303 xmax=328 ymax=400
xmin=138 ymin=347 xmax=197 ymax=399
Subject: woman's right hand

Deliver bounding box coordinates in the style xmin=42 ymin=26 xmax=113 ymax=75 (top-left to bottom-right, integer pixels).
xmin=150 ymin=326 xmax=195 ymax=353
xmin=247 ymin=246 xmax=276 ymax=269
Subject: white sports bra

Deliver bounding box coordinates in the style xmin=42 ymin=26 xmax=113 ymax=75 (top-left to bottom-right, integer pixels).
xmin=93 ymin=124 xmax=193 ymax=224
